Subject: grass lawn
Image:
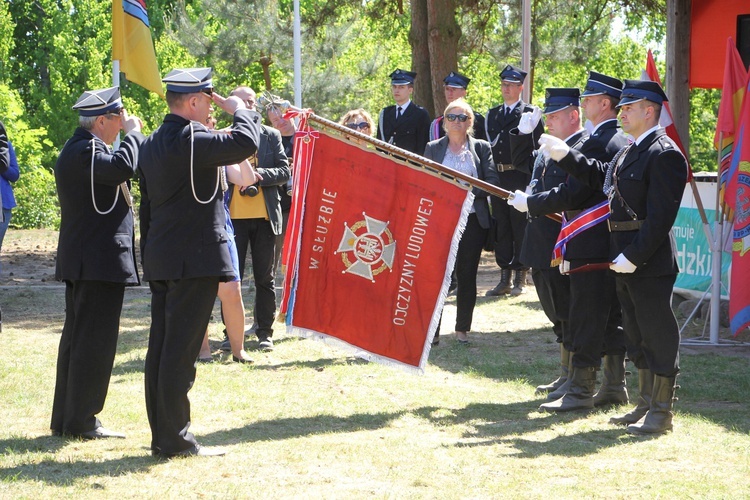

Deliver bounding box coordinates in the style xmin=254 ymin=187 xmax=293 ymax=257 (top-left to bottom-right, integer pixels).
xmin=1 ymin=229 xmax=749 ymax=499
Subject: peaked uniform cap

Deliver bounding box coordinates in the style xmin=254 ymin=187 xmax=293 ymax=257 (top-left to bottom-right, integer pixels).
xmin=617 ymin=79 xmax=669 ymax=107
xmin=162 ymin=67 xmax=214 ymax=93
xmin=500 ymin=65 xmax=527 ymax=83
xmin=543 ymin=88 xmax=580 ymax=114
xmin=72 ymin=86 xmax=123 ymax=117
xmin=582 ymin=71 xmax=623 ymax=99
xmin=443 ymin=71 xmax=471 ymax=89
xmin=389 ymin=69 xmax=417 ymax=85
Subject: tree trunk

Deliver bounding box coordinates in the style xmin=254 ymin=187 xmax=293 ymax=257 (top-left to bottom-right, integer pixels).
xmin=426 ymin=0 xmax=460 ymax=117
xmin=409 ymin=0 xmax=433 ymax=115
xmin=666 ymin=0 xmax=691 ymax=155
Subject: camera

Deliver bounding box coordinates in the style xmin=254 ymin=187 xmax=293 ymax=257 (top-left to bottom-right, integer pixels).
xmin=240 ymin=185 xmax=260 ymax=197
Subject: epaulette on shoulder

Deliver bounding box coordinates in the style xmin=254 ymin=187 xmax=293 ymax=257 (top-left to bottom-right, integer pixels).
xmin=657 ymin=135 xmax=675 ymax=150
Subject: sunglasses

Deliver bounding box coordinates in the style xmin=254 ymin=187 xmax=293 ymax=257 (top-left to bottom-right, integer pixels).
xmin=200 ymin=88 xmax=214 ymax=98
xmin=346 ymin=122 xmax=370 ymax=130
xmin=445 ymin=113 xmax=469 ymax=122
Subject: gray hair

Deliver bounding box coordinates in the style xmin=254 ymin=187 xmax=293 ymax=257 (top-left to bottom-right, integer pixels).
xmin=78 ymin=115 xmax=98 ymax=131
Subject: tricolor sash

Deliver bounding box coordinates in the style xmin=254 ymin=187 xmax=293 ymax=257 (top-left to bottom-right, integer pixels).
xmin=551 ymin=200 xmax=611 ymax=266
xmin=429 ymin=116 xmax=444 ymax=142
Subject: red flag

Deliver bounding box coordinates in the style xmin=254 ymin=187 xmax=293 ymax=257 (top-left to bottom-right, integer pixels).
xmin=724 ymin=73 xmax=750 ymax=336
xmin=643 ymin=50 xmax=693 ymax=181
xmin=281 ymin=126 xmax=471 ymax=372
xmin=715 ymin=38 xmax=749 ymax=208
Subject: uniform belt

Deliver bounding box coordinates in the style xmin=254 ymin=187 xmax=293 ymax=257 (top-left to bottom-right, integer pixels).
xmin=608 ymin=219 xmax=644 ymax=232
xmin=497 ymin=163 xmax=515 ymax=172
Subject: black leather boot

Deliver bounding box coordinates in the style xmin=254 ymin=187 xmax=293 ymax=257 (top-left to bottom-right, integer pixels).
xmin=546 ymin=352 xmax=574 ymax=400
xmin=510 ymin=269 xmax=527 ymax=296
xmin=486 ymin=269 xmax=512 ymax=296
xmin=593 ymin=354 xmax=629 ymax=407
xmin=535 ymin=345 xmax=570 ymax=394
xmin=539 ymin=366 xmax=597 ymax=412
xmin=627 ymin=375 xmax=677 ymax=435
xmin=610 ymin=368 xmax=653 ymax=425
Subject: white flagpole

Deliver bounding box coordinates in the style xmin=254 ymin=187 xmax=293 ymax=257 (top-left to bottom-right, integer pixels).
xmin=113 ymin=60 xmax=121 ymax=148
xmin=521 ymin=0 xmax=531 ymax=103
xmin=709 ymin=133 xmax=725 ymax=344
xmin=293 ymin=0 xmax=301 ymax=108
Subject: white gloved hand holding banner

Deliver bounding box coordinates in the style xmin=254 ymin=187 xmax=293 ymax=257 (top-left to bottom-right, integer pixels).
xmin=538 ymin=133 xmax=570 ymax=161
xmin=507 ymin=189 xmax=529 ymax=213
xmin=610 ymin=253 xmax=637 ymax=273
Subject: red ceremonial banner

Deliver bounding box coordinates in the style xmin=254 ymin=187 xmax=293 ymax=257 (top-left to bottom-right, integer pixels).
xmin=643 ymin=50 xmax=693 ymax=181
xmin=282 ymin=127 xmax=472 ymax=372
xmin=724 ymin=71 xmax=750 ymax=336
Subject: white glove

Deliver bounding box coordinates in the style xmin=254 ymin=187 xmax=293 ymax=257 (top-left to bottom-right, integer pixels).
xmin=518 ymin=108 xmax=543 ymax=134
xmin=559 ymin=260 xmax=571 ymax=274
xmin=610 ymin=253 xmax=637 ymax=273
xmin=507 ymin=189 xmax=529 ymax=213
xmin=538 ymin=133 xmax=570 ymax=162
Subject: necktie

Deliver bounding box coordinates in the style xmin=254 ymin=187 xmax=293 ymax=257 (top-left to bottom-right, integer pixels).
xmin=506 ymin=106 xmax=512 ymax=117
xmin=397 ymin=106 xmax=403 ymax=119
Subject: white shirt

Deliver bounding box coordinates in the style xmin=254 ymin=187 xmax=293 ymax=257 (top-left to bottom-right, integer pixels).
xmin=504 ymin=100 xmax=521 ymax=114
xmin=634 ymin=125 xmax=662 ymax=146
xmin=396 ymin=100 xmax=412 ymax=118
xmin=590 ymin=118 xmax=618 ymax=136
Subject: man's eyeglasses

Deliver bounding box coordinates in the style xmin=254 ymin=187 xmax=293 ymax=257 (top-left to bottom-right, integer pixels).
xmin=200 ymin=88 xmax=214 ymax=98
xmin=445 ymin=113 xmax=469 ymax=122
xmin=105 ymin=110 xmax=123 ymax=119
xmin=346 ymin=122 xmax=370 ymax=130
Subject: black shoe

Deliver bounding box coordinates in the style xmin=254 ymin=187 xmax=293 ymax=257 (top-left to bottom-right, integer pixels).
xmin=197 ymin=356 xmax=214 ymax=364
xmin=219 ymin=339 xmax=231 ymax=352
xmin=70 ymin=427 xmax=126 ymax=440
xmin=258 ymin=337 xmax=274 ymax=351
xmin=154 ymin=444 xmax=227 ymax=458
xmin=232 ymin=354 xmax=254 ymax=364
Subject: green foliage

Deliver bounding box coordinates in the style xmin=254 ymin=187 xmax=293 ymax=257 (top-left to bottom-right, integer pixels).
xmin=11 ymin=168 xmax=60 ymax=230
xmin=0 ymin=0 xmax=724 ymax=227
xmin=689 ymin=88 xmax=721 ymax=173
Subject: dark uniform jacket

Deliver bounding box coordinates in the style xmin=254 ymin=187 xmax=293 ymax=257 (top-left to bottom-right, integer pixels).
xmin=429 ymin=112 xmax=486 ymax=142
xmin=525 ymin=120 xmax=629 ymax=264
xmin=423 ymin=136 xmax=500 ymax=230
xmin=228 ymin=125 xmax=291 ymax=236
xmin=138 ymin=109 xmax=260 ymax=281
xmin=54 ymin=127 xmax=145 ymax=284
xmin=510 ymin=129 xmax=588 ymax=269
xmin=559 ymin=128 xmax=688 ymax=277
xmin=378 ymin=102 xmax=431 ymax=155
xmin=485 ymin=101 xmax=544 ymax=192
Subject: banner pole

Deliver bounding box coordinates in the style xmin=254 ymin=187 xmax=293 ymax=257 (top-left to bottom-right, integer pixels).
xmin=305 ymin=113 xmax=563 ymax=223
xmin=709 ymin=132 xmax=725 ymax=344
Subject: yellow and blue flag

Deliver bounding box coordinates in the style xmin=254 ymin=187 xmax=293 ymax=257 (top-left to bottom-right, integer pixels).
xmin=112 ymin=0 xmax=163 ymax=97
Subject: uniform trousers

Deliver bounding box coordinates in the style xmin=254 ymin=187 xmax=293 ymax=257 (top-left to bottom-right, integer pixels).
xmin=615 ymin=274 xmax=680 ymax=376
xmin=531 ymin=267 xmax=570 ymax=344
xmin=145 ymin=277 xmax=219 ymax=455
xmin=232 ymin=218 xmax=276 ymax=339
xmin=51 ymin=280 xmax=125 ymax=434
xmin=490 ymin=196 xmax=528 ymax=271
xmin=454 ymin=214 xmax=489 ymax=332
xmin=568 ymin=266 xmax=622 ymax=367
